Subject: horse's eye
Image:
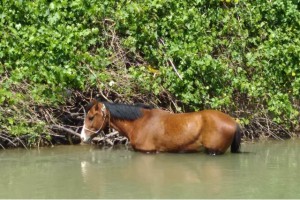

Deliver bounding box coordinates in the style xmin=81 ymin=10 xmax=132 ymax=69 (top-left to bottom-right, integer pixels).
xmin=88 ymin=116 xmax=94 ymax=121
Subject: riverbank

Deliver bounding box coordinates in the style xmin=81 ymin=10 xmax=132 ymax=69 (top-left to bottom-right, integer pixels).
xmin=0 ymin=95 xmax=300 ymax=149
xmin=1 ymin=1 xmax=300 ymax=149
xmin=0 ymin=90 xmax=299 ymax=150
xmin=0 ymin=91 xmax=300 ymax=149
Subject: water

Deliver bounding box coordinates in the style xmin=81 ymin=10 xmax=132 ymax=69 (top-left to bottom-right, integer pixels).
xmin=0 ymin=140 xmax=300 ymax=199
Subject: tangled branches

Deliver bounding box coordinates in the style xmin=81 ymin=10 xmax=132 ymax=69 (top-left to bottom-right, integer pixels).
xmin=0 ymin=89 xmax=129 ymax=149
xmin=237 ymin=104 xmax=297 ymax=141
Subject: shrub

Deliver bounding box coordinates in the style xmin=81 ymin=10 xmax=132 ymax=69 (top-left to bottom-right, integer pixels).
xmin=0 ymin=0 xmax=299 ymax=147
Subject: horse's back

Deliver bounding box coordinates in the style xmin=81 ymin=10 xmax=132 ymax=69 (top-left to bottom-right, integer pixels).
xmin=199 ymin=110 xmax=236 ymax=122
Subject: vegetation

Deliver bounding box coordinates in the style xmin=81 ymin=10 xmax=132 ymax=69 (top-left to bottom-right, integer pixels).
xmin=1 ymin=0 xmax=299 ymax=148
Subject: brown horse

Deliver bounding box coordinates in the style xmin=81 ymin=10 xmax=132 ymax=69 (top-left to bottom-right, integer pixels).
xmin=81 ymin=100 xmax=242 ymax=154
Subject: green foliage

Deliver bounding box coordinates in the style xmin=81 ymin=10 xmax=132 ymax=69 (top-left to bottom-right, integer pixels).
xmin=123 ymin=0 xmax=300 ymax=128
xmin=1 ymin=0 xmax=299 ymax=141
xmin=1 ymin=0 xmax=112 ymax=104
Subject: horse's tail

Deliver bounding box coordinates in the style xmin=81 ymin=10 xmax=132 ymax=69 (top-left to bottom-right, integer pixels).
xmin=231 ymin=124 xmax=242 ymax=153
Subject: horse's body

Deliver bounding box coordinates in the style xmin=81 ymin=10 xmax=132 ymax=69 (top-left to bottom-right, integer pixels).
xmin=81 ymin=100 xmax=241 ymax=154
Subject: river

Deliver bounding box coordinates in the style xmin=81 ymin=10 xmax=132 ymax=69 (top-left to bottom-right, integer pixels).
xmin=0 ymin=139 xmax=299 ymax=198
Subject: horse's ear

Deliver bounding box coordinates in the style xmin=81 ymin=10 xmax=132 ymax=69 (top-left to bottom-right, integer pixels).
xmin=91 ymin=98 xmax=98 ymax=105
xmin=91 ymin=99 xmax=99 ymax=110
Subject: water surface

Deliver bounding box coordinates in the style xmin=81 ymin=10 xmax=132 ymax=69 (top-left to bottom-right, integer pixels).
xmin=0 ymin=140 xmax=299 ymax=198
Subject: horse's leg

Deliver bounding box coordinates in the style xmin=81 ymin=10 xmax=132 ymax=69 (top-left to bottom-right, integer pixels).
xmin=202 ymin=131 xmax=230 ymax=155
xmin=180 ymin=142 xmax=203 ymax=153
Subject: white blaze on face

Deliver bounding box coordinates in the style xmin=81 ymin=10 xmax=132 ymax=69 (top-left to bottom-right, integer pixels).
xmin=81 ymin=124 xmax=90 ymax=143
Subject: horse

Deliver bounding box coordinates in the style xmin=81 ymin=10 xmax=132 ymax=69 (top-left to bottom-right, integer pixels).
xmin=80 ymin=100 xmax=242 ymax=154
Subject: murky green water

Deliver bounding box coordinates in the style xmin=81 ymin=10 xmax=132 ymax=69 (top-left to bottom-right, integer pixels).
xmin=0 ymin=140 xmax=300 ymax=199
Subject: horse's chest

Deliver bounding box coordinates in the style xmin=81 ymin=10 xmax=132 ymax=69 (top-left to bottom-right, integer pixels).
xmin=129 ymin=128 xmax=158 ymax=152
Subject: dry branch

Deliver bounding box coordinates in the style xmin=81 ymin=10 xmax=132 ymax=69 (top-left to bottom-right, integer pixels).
xmin=49 ymin=124 xmax=81 ymax=138
xmin=158 ymin=38 xmax=183 ymax=80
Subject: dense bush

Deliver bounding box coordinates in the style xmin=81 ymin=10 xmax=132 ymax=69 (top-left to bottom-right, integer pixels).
xmin=0 ymin=0 xmax=299 ymax=147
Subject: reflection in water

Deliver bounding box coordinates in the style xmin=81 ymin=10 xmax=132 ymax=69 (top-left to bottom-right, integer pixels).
xmin=79 ymin=140 xmax=300 ymax=199
xmin=0 ymin=140 xmax=300 ymax=198
xmin=80 ymin=148 xmax=229 ymax=198
xmin=80 ymin=161 xmax=88 ymax=179
xmin=79 ymin=147 xmax=236 ymax=198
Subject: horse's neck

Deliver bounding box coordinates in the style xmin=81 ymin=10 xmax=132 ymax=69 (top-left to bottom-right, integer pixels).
xmin=108 ymin=109 xmax=152 ymax=140
xmin=110 ymin=118 xmax=136 ymax=140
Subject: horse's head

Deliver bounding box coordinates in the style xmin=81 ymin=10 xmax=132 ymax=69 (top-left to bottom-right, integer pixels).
xmin=81 ymin=100 xmax=108 ymax=143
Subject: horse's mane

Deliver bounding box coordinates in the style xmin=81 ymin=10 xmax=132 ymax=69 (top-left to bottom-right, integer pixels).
xmin=103 ymin=102 xmax=154 ymax=120
xmin=85 ymin=101 xmax=154 ymax=121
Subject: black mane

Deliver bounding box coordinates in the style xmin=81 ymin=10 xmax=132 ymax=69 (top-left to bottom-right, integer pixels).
xmin=102 ymin=102 xmax=154 ymax=121
xmin=84 ymin=101 xmax=95 ymax=113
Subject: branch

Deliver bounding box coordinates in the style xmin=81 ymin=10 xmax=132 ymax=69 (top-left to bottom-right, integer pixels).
xmin=104 ymin=131 xmax=119 ymax=138
xmin=12 ymin=136 xmax=28 ymax=149
xmin=158 ymin=38 xmax=183 ymax=80
xmin=85 ymin=64 xmax=110 ymax=102
xmin=167 ymin=58 xmax=183 ymax=80
xmin=49 ymin=124 xmax=81 ymax=138
xmin=0 ymin=134 xmax=17 ymax=147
